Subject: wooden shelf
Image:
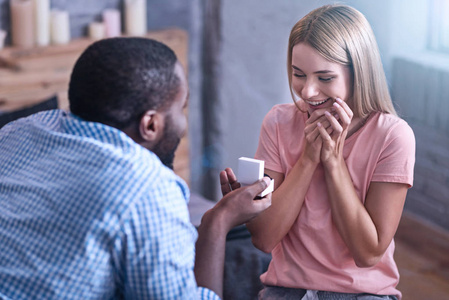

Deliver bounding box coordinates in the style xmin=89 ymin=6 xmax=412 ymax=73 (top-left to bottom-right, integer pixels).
xmin=0 ymin=28 xmax=188 ymax=110
xmin=0 ymin=28 xmax=190 ymax=184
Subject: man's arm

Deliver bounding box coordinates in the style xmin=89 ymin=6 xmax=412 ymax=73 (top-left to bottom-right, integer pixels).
xmin=194 ymin=176 xmax=271 ymax=298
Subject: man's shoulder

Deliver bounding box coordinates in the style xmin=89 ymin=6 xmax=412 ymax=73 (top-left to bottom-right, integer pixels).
xmin=1 ymin=109 xmax=185 ymax=206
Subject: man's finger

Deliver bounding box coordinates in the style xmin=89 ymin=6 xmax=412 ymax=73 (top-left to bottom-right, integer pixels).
xmin=219 ymin=170 xmax=232 ymax=196
xmin=244 ymin=177 xmax=271 ymax=198
xmin=225 ymin=168 xmax=241 ymax=190
xmin=254 ymin=193 xmax=272 ymax=210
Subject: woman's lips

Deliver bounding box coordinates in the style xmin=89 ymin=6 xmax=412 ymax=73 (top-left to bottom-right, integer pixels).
xmin=306 ymin=97 xmax=332 ymax=108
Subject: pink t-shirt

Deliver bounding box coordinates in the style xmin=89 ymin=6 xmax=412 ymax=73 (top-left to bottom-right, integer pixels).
xmin=255 ymin=103 xmax=415 ymax=299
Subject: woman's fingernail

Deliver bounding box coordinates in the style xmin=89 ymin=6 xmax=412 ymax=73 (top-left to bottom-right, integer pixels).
xmin=317 ymin=122 xmax=322 ymax=127
xmin=336 ymin=97 xmax=342 ymax=102
xmin=324 ymin=111 xmax=331 ymax=116
xmin=333 ymin=102 xmax=340 ymax=108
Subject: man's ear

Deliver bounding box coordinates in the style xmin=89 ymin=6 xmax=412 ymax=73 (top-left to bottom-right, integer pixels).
xmin=139 ymin=110 xmax=165 ymax=144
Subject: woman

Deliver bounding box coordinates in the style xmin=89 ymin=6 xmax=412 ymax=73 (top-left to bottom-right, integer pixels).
xmin=243 ymin=4 xmax=415 ymax=300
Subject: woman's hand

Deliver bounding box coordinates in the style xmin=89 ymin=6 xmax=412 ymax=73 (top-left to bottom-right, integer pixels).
xmin=303 ymin=107 xmax=335 ymax=164
xmin=317 ymin=98 xmax=353 ymax=166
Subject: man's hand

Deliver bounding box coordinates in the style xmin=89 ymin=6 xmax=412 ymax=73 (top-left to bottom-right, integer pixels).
xmin=195 ymin=169 xmax=271 ymax=298
xmin=208 ymin=174 xmax=272 ymax=232
xmin=219 ymin=167 xmax=241 ymax=196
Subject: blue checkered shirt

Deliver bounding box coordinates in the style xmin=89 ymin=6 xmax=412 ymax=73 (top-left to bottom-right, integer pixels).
xmin=0 ymin=110 xmax=219 ymax=300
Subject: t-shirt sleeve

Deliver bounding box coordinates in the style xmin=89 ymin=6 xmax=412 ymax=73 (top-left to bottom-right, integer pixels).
xmin=371 ymin=120 xmax=415 ymax=187
xmin=254 ymin=107 xmax=284 ymax=173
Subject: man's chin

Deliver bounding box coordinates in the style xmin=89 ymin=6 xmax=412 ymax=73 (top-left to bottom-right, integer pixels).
xmin=152 ymin=142 xmax=179 ymax=170
xmin=151 ymin=127 xmax=180 ymax=170
xmin=159 ymin=152 xmax=175 ymax=170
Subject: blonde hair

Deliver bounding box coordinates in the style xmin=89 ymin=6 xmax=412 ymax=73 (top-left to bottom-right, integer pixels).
xmin=287 ymin=4 xmax=396 ymax=117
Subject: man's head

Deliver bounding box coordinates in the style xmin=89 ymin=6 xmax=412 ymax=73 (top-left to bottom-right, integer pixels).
xmin=69 ymin=38 xmax=188 ymax=169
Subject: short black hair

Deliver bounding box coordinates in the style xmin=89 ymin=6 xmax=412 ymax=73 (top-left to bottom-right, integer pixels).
xmin=69 ymin=38 xmax=180 ymax=129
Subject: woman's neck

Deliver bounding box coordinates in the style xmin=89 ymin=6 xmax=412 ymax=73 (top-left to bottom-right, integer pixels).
xmin=346 ymin=114 xmax=369 ymax=139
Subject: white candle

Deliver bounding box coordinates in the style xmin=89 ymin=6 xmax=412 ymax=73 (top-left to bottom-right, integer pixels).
xmin=34 ymin=0 xmax=50 ymax=46
xmin=0 ymin=30 xmax=6 ymax=49
xmin=103 ymin=9 xmax=121 ymax=38
xmin=51 ymin=10 xmax=70 ymax=45
xmin=88 ymin=22 xmax=106 ymax=40
xmin=10 ymin=0 xmax=35 ymax=48
xmin=124 ymin=0 xmax=147 ymax=36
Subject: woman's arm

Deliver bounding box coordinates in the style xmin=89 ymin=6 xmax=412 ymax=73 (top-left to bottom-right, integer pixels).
xmin=324 ymin=162 xmax=408 ymax=267
xmin=246 ymin=109 xmax=333 ymax=253
xmin=246 ymin=160 xmax=316 ymax=253
xmin=318 ymin=98 xmax=408 ymax=267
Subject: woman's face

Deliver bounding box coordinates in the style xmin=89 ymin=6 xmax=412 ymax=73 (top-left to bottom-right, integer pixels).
xmin=291 ymin=42 xmax=353 ymax=115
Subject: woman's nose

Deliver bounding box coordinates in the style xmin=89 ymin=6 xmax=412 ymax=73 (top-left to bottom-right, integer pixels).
xmin=301 ymin=79 xmax=319 ymax=100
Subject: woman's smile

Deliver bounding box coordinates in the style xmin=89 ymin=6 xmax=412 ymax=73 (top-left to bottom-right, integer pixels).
xmin=291 ymin=43 xmax=353 ymax=115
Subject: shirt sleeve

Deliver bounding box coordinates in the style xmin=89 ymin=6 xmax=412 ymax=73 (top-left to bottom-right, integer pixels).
xmin=254 ymin=107 xmax=284 ymax=173
xmin=372 ymin=120 xmax=416 ymax=187
xmin=112 ymin=174 xmax=220 ymax=300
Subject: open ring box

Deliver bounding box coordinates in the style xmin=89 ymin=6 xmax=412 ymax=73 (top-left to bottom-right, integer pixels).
xmin=237 ymin=157 xmax=274 ymax=198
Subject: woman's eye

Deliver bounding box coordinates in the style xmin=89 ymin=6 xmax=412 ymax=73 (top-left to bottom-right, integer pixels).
xmin=293 ymin=74 xmax=305 ymax=78
xmin=319 ymin=77 xmax=334 ymax=82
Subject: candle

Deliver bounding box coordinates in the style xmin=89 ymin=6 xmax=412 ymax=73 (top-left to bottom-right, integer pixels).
xmin=10 ymin=0 xmax=35 ymax=48
xmin=0 ymin=30 xmax=6 ymax=49
xmin=88 ymin=22 xmax=105 ymax=40
xmin=124 ymin=0 xmax=147 ymax=36
xmin=51 ymin=10 xmax=70 ymax=45
xmin=34 ymin=0 xmax=50 ymax=46
xmin=103 ymin=9 xmax=121 ymax=38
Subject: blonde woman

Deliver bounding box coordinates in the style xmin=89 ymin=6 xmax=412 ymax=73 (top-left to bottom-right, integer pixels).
xmin=240 ymin=4 xmax=414 ymax=300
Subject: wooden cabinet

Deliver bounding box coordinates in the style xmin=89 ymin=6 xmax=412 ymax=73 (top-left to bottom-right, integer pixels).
xmin=0 ymin=28 xmax=190 ymax=184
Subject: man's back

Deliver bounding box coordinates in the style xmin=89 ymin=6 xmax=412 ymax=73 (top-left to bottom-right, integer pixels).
xmin=0 ymin=110 xmax=199 ymax=299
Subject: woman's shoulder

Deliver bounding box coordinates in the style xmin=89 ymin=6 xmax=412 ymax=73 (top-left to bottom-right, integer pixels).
xmin=368 ymin=112 xmax=415 ymax=142
xmin=372 ymin=112 xmax=413 ymax=132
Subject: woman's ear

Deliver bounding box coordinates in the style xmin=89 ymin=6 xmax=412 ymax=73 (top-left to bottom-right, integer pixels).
xmin=139 ymin=110 xmax=165 ymax=144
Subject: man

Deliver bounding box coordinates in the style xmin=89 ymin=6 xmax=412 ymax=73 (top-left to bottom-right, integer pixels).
xmin=0 ymin=38 xmax=271 ymax=299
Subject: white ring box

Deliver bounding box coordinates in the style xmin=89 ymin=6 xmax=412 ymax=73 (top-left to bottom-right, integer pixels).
xmin=237 ymin=157 xmax=274 ymax=197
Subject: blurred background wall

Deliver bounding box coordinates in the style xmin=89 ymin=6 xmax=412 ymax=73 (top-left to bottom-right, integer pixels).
xmin=1 ymin=0 xmax=448 ymax=231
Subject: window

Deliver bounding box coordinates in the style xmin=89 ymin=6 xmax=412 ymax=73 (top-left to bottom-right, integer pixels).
xmin=429 ymin=0 xmax=449 ymax=53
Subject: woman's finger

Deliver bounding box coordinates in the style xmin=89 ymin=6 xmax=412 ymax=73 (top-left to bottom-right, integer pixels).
xmin=324 ymin=111 xmax=343 ymax=136
xmin=317 ymin=122 xmax=332 ymax=143
xmin=307 ymin=107 xmax=334 ymax=124
xmin=334 ymin=98 xmax=354 ymax=119
xmin=335 ymin=98 xmax=353 ymax=119
xmin=333 ymin=101 xmax=351 ymax=129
